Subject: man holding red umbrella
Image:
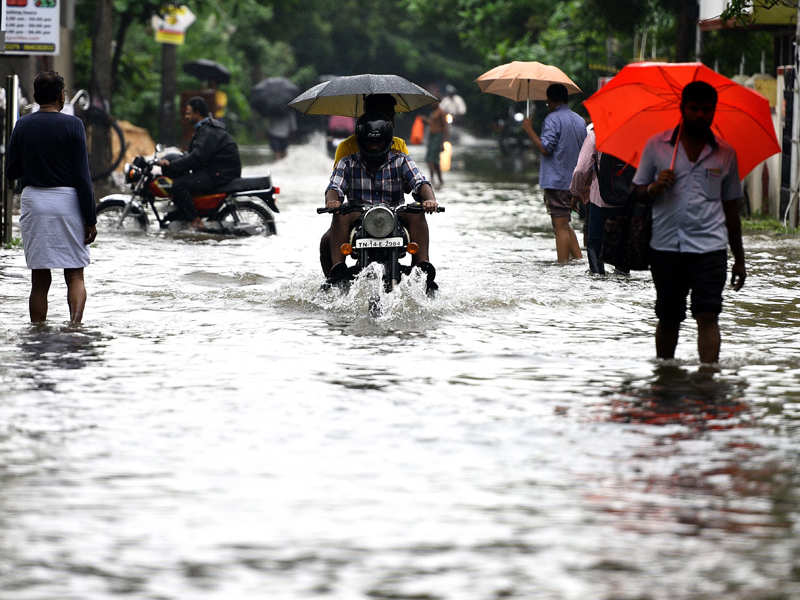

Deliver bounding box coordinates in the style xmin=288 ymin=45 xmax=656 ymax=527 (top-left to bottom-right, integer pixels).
xmin=632 ymin=81 xmax=746 ymax=364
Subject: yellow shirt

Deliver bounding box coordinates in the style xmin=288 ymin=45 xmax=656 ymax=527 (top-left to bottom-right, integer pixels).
xmin=333 ymin=135 xmax=409 ymax=165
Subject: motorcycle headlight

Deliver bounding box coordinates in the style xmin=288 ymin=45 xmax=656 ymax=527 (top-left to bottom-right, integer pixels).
xmin=362 ymin=205 xmax=395 ymax=238
xmin=123 ymin=162 xmax=142 ymax=184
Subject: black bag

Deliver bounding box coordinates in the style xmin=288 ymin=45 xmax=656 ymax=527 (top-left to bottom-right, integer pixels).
xmin=600 ymin=199 xmax=652 ymax=271
xmin=595 ymin=152 xmax=636 ymax=207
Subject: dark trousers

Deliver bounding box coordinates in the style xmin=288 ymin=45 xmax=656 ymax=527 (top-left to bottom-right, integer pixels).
xmin=171 ymin=171 xmax=215 ymax=221
xmin=587 ymin=202 xmax=628 ymax=275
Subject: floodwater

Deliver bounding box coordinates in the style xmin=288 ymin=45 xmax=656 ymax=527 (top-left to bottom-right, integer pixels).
xmin=0 ymin=136 xmax=798 ymax=599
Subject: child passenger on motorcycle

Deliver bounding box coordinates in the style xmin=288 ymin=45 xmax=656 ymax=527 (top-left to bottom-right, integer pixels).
xmin=323 ymin=111 xmax=439 ymax=289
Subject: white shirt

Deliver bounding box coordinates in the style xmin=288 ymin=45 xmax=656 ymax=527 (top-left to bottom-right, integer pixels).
xmin=633 ymin=128 xmax=742 ymax=254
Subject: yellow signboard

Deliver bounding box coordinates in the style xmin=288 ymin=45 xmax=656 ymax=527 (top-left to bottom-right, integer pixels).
xmin=151 ymin=5 xmax=196 ymax=45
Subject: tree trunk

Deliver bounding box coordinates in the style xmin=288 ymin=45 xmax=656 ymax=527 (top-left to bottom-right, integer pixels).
xmin=111 ymin=11 xmax=135 ymax=96
xmin=89 ymin=0 xmax=113 ymax=180
xmin=159 ymin=43 xmax=178 ymax=146
xmin=674 ymin=0 xmax=698 ymax=62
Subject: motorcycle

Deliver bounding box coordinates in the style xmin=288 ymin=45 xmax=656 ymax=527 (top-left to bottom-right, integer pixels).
xmin=96 ymin=146 xmax=279 ymax=236
xmin=317 ymin=200 xmax=445 ymax=304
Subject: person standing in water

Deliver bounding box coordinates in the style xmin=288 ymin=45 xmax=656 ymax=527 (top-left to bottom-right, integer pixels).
xmin=521 ymin=83 xmax=586 ymax=263
xmin=422 ymin=101 xmax=448 ymax=188
xmin=6 ymin=71 xmax=97 ymax=324
xmin=632 ymin=81 xmax=745 ymax=363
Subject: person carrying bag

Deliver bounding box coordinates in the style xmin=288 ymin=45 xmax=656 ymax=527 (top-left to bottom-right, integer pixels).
xmin=597 ymin=152 xmax=651 ymax=271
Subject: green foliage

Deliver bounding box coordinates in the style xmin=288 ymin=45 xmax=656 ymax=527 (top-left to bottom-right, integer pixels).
xmin=76 ymin=0 xmax=789 ymax=140
xmin=742 ymin=214 xmax=798 ymax=234
xmin=3 ymin=237 xmax=23 ymax=249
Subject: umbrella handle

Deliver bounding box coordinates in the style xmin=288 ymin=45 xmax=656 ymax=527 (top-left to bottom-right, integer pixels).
xmin=670 ymin=120 xmax=682 ymax=171
xmin=526 ymin=99 xmax=530 ymax=119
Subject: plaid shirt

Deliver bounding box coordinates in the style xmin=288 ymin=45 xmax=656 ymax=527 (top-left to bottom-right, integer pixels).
xmin=326 ymin=150 xmax=428 ymax=206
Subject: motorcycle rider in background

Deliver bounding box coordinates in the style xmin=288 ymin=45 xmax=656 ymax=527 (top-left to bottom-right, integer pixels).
xmin=323 ymin=111 xmax=439 ymax=290
xmin=159 ymin=97 xmax=242 ymax=229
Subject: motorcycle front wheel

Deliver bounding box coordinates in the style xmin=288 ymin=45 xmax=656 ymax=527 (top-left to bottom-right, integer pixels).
xmin=95 ymin=199 xmax=149 ymax=232
xmin=217 ymin=200 xmax=276 ymax=236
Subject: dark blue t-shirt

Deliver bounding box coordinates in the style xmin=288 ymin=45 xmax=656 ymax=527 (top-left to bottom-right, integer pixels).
xmin=5 ymin=111 xmax=96 ymax=225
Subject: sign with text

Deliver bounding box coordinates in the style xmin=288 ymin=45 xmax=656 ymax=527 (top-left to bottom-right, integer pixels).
xmin=151 ymin=5 xmax=195 ymax=45
xmin=3 ymin=0 xmax=60 ymax=55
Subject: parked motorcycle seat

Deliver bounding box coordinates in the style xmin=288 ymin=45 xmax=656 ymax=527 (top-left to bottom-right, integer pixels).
xmin=217 ymin=175 xmax=272 ymax=193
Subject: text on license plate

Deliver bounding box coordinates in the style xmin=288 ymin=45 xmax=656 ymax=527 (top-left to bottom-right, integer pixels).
xmin=355 ymin=237 xmax=403 ymax=249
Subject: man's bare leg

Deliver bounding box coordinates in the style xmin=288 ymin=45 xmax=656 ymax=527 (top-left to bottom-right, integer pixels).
xmin=320 ymin=229 xmax=333 ymax=276
xmin=427 ymin=162 xmax=442 ymax=187
xmin=402 ymin=212 xmax=430 ymax=265
xmin=64 ymin=268 xmax=87 ymax=324
xmin=568 ymin=226 xmax=582 ymax=259
xmin=695 ymin=312 xmax=721 ymax=364
xmin=656 ymin=319 xmax=680 ymax=359
xmin=30 ymin=269 xmax=52 ymax=323
xmin=551 ymin=216 xmax=582 ymax=263
xmin=328 ymin=213 xmax=361 ymax=271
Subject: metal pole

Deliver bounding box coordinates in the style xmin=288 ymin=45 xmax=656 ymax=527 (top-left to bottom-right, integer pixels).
xmin=158 ymin=43 xmax=177 ymax=145
xmin=789 ymin=8 xmax=800 ymax=228
xmin=2 ymin=74 xmax=19 ymax=245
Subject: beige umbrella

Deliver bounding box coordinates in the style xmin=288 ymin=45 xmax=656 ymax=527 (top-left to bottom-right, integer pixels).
xmin=475 ymin=61 xmax=581 ymax=116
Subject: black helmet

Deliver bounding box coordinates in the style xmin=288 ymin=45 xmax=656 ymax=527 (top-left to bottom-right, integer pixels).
xmin=356 ymin=112 xmax=393 ymax=164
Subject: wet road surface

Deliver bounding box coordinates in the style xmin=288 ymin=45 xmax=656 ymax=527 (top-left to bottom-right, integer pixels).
xmin=0 ymin=137 xmax=798 ymax=599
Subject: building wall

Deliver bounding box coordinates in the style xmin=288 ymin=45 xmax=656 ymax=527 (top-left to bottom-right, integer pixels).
xmin=700 ymin=0 xmax=730 ymax=21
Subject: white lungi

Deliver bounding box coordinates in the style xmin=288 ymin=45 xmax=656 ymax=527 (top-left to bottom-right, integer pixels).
xmin=19 ymin=186 xmax=90 ymax=269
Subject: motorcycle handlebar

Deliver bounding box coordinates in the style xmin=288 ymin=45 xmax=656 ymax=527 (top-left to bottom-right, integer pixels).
xmin=317 ymin=203 xmax=445 ymax=215
xmin=399 ymin=204 xmax=445 ymax=214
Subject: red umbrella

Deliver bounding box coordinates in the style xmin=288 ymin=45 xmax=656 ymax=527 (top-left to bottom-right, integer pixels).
xmin=583 ymin=62 xmax=780 ymax=179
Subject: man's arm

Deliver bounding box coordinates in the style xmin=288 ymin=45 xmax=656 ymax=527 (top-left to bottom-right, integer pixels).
xmin=325 ymin=159 xmax=349 ymax=209
xmin=723 ymin=198 xmax=746 ymax=290
xmin=162 ymin=127 xmax=213 ymax=174
xmin=632 ymin=138 xmax=675 ymax=202
xmin=5 ymin=125 xmax=22 ymax=181
xmin=633 ymin=170 xmax=676 ymax=202
xmin=402 ymin=156 xmax=437 ymax=213
xmin=325 ymin=188 xmax=342 ymax=209
xmin=521 ymin=118 xmax=548 ymax=154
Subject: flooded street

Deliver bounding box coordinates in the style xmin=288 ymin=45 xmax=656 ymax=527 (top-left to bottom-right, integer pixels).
xmin=1 ymin=137 xmax=798 ymax=599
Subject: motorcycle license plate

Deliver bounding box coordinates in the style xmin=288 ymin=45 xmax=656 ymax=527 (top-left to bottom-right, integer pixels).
xmin=355 ymin=237 xmax=403 ymax=249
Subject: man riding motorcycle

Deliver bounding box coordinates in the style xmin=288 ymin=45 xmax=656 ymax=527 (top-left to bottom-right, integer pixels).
xmin=158 ymin=97 xmax=242 ymax=229
xmin=323 ymin=111 xmax=439 ymax=290
xmin=321 ymin=94 xmax=410 ymax=275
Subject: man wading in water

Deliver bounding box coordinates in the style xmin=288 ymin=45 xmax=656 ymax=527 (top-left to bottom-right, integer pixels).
xmin=632 ymin=81 xmax=746 ymax=363
xmin=521 ymin=83 xmax=586 ymax=263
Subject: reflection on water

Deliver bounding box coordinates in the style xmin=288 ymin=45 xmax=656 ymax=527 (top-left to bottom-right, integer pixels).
xmin=11 ymin=324 xmax=108 ymax=392
xmin=581 ymin=364 xmax=797 ymax=598
xmin=609 ymin=364 xmax=749 ymax=429
xmin=0 ymin=138 xmax=798 ymax=599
